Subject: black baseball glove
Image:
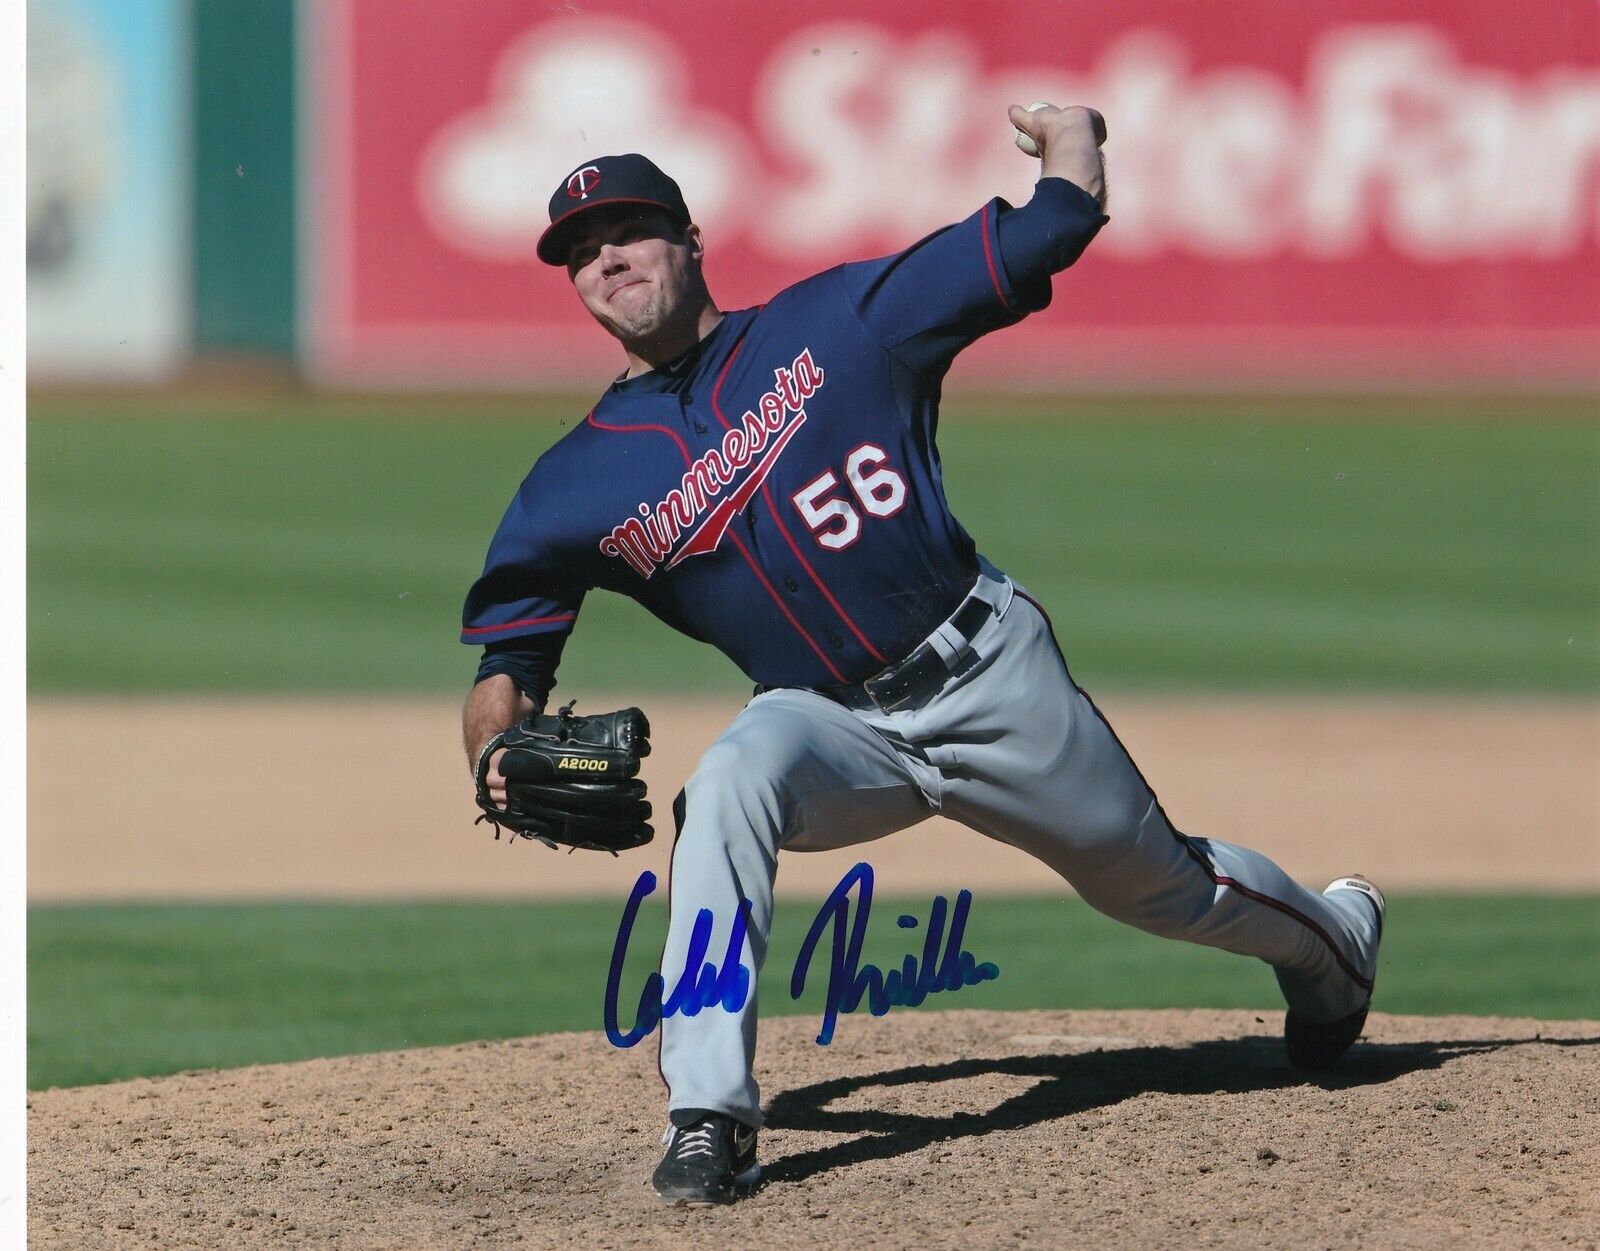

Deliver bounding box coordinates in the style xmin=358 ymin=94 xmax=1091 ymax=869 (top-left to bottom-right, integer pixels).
xmin=474 ymin=701 xmax=653 ymax=853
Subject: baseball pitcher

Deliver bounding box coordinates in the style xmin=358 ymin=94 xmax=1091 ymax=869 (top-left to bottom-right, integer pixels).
xmin=461 ymin=104 xmax=1385 ymax=1206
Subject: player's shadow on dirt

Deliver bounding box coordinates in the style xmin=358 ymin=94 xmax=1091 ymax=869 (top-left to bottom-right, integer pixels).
xmin=759 ymin=1033 xmax=1599 ymax=1187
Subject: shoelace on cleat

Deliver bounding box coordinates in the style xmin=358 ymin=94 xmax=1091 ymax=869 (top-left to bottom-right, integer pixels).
xmin=673 ymin=1125 xmax=718 ymax=1160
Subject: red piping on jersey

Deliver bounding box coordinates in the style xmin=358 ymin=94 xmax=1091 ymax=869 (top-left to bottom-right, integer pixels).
xmin=1013 ymin=588 xmax=1374 ymax=995
xmin=461 ymin=613 xmax=576 ymax=637
xmin=586 ymin=407 xmax=693 ymax=463
xmin=979 ymin=202 xmax=1013 ymax=312
xmin=589 ymin=400 xmax=847 ymax=684
xmin=710 ymin=339 xmax=888 ymax=666
xmin=728 ymin=530 xmax=847 ymax=683
xmin=667 ymin=410 xmax=808 ymax=569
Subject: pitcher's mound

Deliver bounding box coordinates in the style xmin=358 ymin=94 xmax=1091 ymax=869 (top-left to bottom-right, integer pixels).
xmin=28 ymin=1010 xmax=1599 ymax=1249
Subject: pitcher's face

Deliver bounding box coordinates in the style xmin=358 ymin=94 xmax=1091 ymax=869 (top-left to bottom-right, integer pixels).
xmin=566 ymin=207 xmax=706 ymax=343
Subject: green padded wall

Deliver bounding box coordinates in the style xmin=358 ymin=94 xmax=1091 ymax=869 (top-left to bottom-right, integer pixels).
xmin=191 ymin=0 xmax=296 ymax=353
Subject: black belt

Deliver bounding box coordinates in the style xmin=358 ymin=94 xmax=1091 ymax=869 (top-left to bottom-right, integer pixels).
xmin=806 ymin=593 xmax=997 ymax=713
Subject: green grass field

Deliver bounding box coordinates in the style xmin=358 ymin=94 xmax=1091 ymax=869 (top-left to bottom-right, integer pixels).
xmin=27 ymin=392 xmax=1600 ymax=694
xmin=28 ymin=893 xmax=1600 ymax=1090
xmin=27 ymin=395 xmax=1599 ymax=1093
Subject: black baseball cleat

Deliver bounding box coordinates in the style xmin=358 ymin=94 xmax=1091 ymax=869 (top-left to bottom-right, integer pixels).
xmin=651 ymin=1110 xmax=760 ymax=1206
xmin=1285 ymin=1001 xmax=1372 ymax=1073
xmin=1285 ymin=876 xmax=1386 ymax=1072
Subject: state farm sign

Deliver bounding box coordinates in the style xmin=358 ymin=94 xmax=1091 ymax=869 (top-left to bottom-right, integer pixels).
xmin=302 ymin=0 xmax=1600 ymax=387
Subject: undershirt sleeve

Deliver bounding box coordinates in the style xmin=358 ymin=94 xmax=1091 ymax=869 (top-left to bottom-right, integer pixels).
xmin=473 ymin=632 xmax=566 ymax=711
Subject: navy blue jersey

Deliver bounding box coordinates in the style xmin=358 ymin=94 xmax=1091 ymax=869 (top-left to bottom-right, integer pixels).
xmin=463 ymin=179 xmax=1106 ymax=693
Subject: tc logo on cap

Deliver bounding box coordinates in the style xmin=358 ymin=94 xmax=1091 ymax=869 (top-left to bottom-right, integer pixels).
xmin=566 ymin=166 xmax=602 ymax=200
xmin=539 ymin=154 xmax=690 ymax=265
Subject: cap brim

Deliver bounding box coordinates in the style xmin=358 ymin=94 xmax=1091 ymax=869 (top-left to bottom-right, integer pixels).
xmin=536 ymin=197 xmax=690 ymax=266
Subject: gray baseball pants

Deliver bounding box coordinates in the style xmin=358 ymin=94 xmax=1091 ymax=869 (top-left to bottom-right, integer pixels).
xmin=659 ymin=560 xmax=1383 ymax=1127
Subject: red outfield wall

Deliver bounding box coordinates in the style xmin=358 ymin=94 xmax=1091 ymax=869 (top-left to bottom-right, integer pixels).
xmin=301 ymin=0 xmax=1600 ymax=388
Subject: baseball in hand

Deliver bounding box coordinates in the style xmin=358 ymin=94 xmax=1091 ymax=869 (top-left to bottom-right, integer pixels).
xmin=1014 ymin=101 xmax=1051 ymax=157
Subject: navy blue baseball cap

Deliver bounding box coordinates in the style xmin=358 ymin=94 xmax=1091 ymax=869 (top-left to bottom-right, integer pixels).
xmin=537 ymin=153 xmax=692 ymax=266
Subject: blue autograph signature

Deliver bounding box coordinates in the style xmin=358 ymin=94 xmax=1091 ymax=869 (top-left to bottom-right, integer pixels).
xmin=603 ymin=870 xmax=753 ymax=1048
xmin=603 ymin=862 xmax=999 ymax=1049
xmin=791 ymin=861 xmax=1000 ymax=1044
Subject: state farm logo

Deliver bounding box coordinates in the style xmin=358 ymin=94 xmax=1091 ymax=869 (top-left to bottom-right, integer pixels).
xmin=419 ymin=18 xmax=1600 ymax=263
xmin=417 ymin=16 xmax=749 ymax=259
xmin=598 ymin=348 xmax=825 ymax=579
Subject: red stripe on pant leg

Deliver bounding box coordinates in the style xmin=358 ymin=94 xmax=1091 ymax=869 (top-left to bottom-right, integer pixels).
xmin=655 ymin=789 xmax=690 ymax=1098
xmin=1172 ymin=838 xmax=1373 ymax=994
xmin=1012 ymin=589 xmax=1371 ymax=994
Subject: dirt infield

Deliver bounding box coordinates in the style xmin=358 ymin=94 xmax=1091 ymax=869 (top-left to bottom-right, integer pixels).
xmin=28 ymin=1009 xmax=1599 ymax=1249
xmin=29 ymin=698 xmax=1596 ymax=1247
xmin=28 ymin=695 xmax=1600 ymax=899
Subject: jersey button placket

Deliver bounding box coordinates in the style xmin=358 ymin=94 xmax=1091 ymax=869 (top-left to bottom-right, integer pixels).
xmin=678 ymin=387 xmax=704 ymax=433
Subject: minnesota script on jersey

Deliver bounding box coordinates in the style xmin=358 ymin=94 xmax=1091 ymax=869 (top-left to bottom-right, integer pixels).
xmin=462 ymin=193 xmax=1094 ymax=689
